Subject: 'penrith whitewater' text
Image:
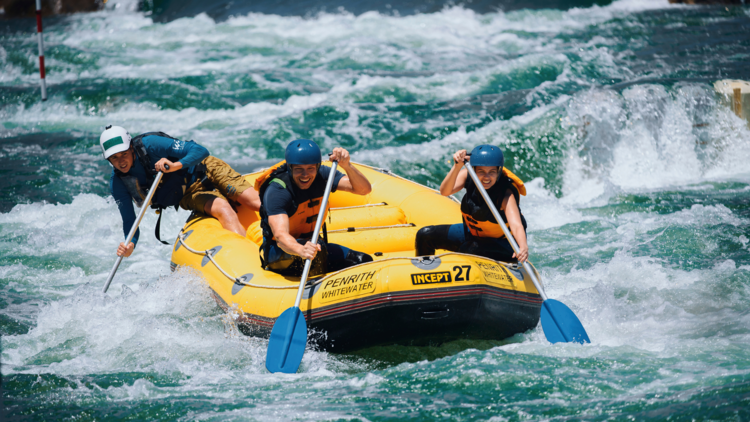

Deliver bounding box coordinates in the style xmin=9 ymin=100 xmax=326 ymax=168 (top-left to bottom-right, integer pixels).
xmin=321 ymin=270 xmax=378 ymax=302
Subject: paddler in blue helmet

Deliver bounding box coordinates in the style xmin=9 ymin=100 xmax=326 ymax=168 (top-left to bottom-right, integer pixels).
xmin=415 ymin=145 xmax=529 ymax=263
xmin=257 ymin=140 xmax=373 ymax=277
xmin=100 ymin=125 xmax=261 ymax=258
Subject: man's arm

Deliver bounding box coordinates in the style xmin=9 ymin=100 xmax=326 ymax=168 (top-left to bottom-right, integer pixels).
xmin=263 ymin=182 xmax=320 ymax=260
xmin=110 ymin=174 xmax=139 ymax=256
xmin=502 ymin=192 xmax=528 ymax=263
xmin=440 ymin=150 xmax=469 ymax=196
xmin=329 ymin=147 xmax=371 ymax=195
xmin=145 ymin=135 xmax=210 ymax=173
xmin=268 ymin=214 xmax=320 ymax=260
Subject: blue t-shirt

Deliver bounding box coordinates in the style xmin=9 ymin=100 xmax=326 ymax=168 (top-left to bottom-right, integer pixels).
xmin=109 ymin=134 xmax=209 ymax=248
xmin=262 ymin=165 xmax=345 ymax=218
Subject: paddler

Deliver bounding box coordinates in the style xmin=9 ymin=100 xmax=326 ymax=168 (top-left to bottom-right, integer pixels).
xmin=100 ymin=125 xmax=261 ymax=257
xmin=415 ymin=145 xmax=529 ymax=263
xmin=257 ymin=139 xmax=373 ymax=277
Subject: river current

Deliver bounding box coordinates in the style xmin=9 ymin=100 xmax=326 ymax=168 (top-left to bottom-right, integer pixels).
xmin=2 ymin=0 xmax=750 ymax=420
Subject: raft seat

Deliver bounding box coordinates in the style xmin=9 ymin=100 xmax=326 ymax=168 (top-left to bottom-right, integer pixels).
xmin=327 ymin=203 xmax=415 ymax=254
xmin=244 ymin=203 xmax=412 ymax=249
xmin=327 ymin=203 xmax=406 ymax=231
xmin=328 ymin=225 xmax=419 ymax=255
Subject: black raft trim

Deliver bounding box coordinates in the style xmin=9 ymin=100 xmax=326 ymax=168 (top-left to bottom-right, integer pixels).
xmin=209 ymin=283 xmax=541 ymax=331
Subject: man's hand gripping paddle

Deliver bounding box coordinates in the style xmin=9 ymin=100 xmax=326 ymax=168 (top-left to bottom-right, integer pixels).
xmin=265 ymin=161 xmax=339 ymax=373
xmin=464 ymin=161 xmax=590 ymax=344
xmin=102 ymin=165 xmax=168 ymax=294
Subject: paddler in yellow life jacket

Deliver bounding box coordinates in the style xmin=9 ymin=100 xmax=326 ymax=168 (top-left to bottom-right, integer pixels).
xmin=415 ymin=145 xmax=529 ymax=263
xmin=257 ymin=139 xmax=374 ymax=277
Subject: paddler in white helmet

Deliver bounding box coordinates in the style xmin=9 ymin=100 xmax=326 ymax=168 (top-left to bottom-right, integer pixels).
xmin=100 ymin=125 xmax=261 ymax=257
xmin=415 ymin=145 xmax=529 ymax=263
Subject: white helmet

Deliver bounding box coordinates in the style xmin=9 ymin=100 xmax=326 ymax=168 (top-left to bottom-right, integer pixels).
xmin=100 ymin=125 xmax=131 ymax=159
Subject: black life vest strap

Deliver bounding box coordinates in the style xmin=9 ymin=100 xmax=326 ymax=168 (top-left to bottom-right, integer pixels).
xmin=193 ymin=162 xmax=212 ymax=191
xmin=130 ymin=135 xmax=157 ymax=179
xmin=258 ymin=229 xmax=272 ymax=269
xmin=260 ymin=237 xmax=269 ymax=269
xmin=258 ymin=165 xmax=297 ymax=241
xmin=154 ymin=210 xmax=170 ymax=245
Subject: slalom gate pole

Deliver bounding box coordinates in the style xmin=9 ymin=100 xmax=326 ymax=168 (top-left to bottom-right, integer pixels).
xmin=36 ymin=0 xmax=47 ymax=101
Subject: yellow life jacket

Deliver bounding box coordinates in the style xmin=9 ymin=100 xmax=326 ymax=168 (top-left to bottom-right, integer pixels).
xmin=460 ymin=168 xmax=526 ymax=239
xmin=504 ymin=168 xmax=526 ymax=196
xmin=257 ymin=161 xmax=330 ymax=240
xmin=254 ymin=160 xmax=286 ymax=192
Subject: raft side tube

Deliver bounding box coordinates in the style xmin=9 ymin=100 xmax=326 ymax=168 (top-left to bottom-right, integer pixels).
xmin=172 ymin=163 xmax=541 ymax=352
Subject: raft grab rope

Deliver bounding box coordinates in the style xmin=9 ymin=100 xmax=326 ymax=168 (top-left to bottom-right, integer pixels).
xmin=176 ymin=231 xmax=536 ymax=292
xmin=177 ymin=232 xmax=297 ymax=290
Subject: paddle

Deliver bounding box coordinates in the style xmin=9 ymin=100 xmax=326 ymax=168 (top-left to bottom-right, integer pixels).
xmin=266 ymin=160 xmax=339 ymax=373
xmin=464 ymin=161 xmax=590 ymax=344
xmin=102 ymin=165 xmax=168 ymax=294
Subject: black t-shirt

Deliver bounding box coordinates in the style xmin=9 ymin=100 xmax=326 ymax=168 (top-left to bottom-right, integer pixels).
xmin=263 ymin=165 xmax=346 ymax=217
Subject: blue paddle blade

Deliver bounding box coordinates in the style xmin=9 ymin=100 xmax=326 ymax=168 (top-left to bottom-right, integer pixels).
xmin=266 ymin=307 xmax=308 ymax=373
xmin=540 ymin=299 xmax=590 ymax=344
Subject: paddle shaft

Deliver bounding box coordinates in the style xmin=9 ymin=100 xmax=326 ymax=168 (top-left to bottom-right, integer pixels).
xmin=102 ymin=168 xmax=166 ymax=294
xmin=276 ymin=161 xmax=338 ymax=367
xmin=463 ymin=162 xmax=548 ymax=301
xmin=293 ymin=160 xmax=338 ymax=308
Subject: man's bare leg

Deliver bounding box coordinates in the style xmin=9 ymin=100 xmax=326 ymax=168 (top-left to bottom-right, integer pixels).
xmin=204 ymin=197 xmax=245 ymax=236
xmin=234 ymin=187 xmax=261 ymax=212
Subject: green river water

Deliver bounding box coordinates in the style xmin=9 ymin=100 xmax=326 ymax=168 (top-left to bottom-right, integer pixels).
xmin=1 ymin=0 xmax=750 ymax=420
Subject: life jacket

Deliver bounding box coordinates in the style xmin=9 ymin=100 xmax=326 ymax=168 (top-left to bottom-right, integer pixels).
xmin=114 ymin=132 xmax=208 ymax=243
xmin=460 ymin=168 xmax=526 ymax=239
xmin=257 ymin=161 xmax=332 ymax=268
xmin=257 ymin=161 xmax=330 ymax=240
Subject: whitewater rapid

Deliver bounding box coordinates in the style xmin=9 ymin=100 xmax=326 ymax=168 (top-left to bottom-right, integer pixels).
xmin=2 ymin=0 xmax=750 ymax=419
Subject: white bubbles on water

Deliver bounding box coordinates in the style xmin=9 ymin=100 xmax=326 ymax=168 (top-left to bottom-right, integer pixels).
xmin=3 ymin=267 xmax=215 ymax=373
xmin=0 ymin=194 xmax=367 ymax=387
xmin=2 ymin=2 xmax=750 ymax=408
xmin=523 ymin=178 xmax=588 ymax=231
xmin=563 ymin=83 xmax=750 ymax=200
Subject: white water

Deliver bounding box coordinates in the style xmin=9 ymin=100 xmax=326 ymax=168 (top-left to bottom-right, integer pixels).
xmin=2 ymin=1 xmax=750 ymax=418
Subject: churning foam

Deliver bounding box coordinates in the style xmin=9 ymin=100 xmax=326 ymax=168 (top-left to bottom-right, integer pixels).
xmin=563 ymin=83 xmax=750 ymax=200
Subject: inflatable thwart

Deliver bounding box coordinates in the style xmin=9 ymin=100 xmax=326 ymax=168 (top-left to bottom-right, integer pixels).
xmin=170 ymin=162 xmax=543 ymax=352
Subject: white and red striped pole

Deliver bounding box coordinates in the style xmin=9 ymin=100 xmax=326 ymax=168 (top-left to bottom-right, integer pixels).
xmin=36 ymin=0 xmax=47 ymax=101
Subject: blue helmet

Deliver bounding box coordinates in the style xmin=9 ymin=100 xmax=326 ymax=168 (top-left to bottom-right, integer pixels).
xmin=285 ymin=139 xmax=321 ymax=165
xmin=469 ymin=145 xmax=504 ymax=168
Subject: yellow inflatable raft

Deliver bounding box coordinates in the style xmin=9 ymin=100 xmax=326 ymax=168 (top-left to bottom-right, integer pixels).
xmin=170 ymin=162 xmax=542 ymax=352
